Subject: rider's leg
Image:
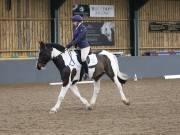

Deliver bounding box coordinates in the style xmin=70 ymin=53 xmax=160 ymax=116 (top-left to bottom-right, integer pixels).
xmin=81 ymin=46 xmax=90 ymax=78
xmin=82 ymin=61 xmax=88 ymax=74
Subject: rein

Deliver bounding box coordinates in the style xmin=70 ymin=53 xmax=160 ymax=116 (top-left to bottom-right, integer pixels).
xmin=66 ymin=49 xmax=82 ymax=67
xmin=54 ymin=48 xmax=77 ymax=67
xmin=67 ymin=49 xmax=76 ymax=66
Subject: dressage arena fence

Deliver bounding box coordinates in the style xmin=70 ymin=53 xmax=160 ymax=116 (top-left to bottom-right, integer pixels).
xmin=49 ymin=74 xmax=180 ymax=86
xmin=164 ymin=75 xmax=180 ymax=80
xmin=49 ymin=81 xmax=94 ymax=86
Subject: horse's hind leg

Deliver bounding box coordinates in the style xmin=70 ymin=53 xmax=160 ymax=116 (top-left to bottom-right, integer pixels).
xmin=113 ymin=76 xmax=130 ymax=105
xmin=90 ymin=79 xmax=100 ymax=107
xmin=70 ymin=85 xmax=92 ymax=110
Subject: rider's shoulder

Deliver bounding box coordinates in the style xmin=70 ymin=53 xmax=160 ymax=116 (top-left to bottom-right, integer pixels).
xmin=79 ymin=24 xmax=87 ymax=31
xmin=79 ymin=23 xmax=86 ymax=28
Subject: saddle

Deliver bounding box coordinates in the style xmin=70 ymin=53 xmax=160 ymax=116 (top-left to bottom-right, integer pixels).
xmin=75 ymin=50 xmax=98 ymax=68
xmin=75 ymin=49 xmax=98 ymax=81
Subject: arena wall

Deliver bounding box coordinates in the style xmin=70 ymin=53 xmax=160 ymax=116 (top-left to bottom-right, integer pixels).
xmin=1 ymin=56 xmax=180 ymax=84
xmin=0 ymin=0 xmax=180 ymax=84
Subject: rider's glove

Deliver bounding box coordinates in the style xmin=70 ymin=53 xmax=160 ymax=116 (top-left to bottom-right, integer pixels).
xmin=66 ymin=40 xmax=76 ymax=49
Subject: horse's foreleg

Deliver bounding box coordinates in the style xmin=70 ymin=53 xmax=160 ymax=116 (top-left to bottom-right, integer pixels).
xmin=90 ymin=80 xmax=100 ymax=107
xmin=50 ymin=85 xmax=70 ymax=113
xmin=114 ymin=76 xmax=130 ymax=105
xmin=70 ymin=85 xmax=91 ymax=110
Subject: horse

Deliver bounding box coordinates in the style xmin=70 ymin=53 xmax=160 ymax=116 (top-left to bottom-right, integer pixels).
xmin=36 ymin=41 xmax=130 ymax=113
xmin=101 ymin=22 xmax=115 ymax=42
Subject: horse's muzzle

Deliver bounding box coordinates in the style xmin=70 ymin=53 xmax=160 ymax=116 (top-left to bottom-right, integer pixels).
xmin=36 ymin=63 xmax=44 ymax=70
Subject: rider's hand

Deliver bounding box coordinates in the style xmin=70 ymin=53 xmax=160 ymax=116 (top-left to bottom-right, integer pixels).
xmin=66 ymin=40 xmax=76 ymax=49
xmin=66 ymin=43 xmax=71 ymax=49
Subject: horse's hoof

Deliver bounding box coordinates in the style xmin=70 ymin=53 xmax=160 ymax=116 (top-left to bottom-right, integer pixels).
xmin=122 ymin=99 xmax=130 ymax=106
xmin=86 ymin=106 xmax=93 ymax=110
xmin=49 ymin=108 xmax=57 ymax=114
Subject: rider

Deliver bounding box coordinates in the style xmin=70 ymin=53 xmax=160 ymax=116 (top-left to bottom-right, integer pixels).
xmin=66 ymin=15 xmax=90 ymax=80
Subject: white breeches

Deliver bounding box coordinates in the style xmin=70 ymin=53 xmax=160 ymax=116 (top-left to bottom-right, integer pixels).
xmin=81 ymin=46 xmax=90 ymax=62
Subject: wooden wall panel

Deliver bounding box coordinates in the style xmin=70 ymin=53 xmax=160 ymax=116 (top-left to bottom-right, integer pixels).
xmin=58 ymin=0 xmax=130 ymax=54
xmin=1 ymin=0 xmax=179 ymax=58
xmin=0 ymin=0 xmax=51 ymax=58
xmin=139 ymin=0 xmax=180 ymax=55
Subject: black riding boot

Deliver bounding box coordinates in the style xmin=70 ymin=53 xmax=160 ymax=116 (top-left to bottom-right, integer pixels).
xmin=82 ymin=61 xmax=89 ymax=80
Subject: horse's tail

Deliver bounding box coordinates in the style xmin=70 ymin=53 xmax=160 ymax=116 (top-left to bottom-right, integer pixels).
xmin=113 ymin=54 xmax=128 ymax=84
xmin=100 ymin=50 xmax=128 ymax=84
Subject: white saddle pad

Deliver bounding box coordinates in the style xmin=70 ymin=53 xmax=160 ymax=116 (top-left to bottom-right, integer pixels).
xmin=87 ymin=54 xmax=98 ymax=67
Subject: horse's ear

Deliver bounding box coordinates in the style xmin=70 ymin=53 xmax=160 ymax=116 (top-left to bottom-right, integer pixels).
xmin=39 ymin=41 xmax=45 ymax=49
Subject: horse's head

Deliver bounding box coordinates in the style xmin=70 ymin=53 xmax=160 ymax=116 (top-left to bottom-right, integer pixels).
xmin=36 ymin=41 xmax=52 ymax=70
xmin=101 ymin=22 xmax=115 ymax=42
xmin=36 ymin=41 xmax=66 ymax=70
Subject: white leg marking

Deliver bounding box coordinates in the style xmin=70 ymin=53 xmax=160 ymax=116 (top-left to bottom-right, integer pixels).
xmin=50 ymin=85 xmax=70 ymax=113
xmin=70 ymin=85 xmax=91 ymax=110
xmin=114 ymin=76 xmax=130 ymax=105
xmin=90 ymin=80 xmax=100 ymax=106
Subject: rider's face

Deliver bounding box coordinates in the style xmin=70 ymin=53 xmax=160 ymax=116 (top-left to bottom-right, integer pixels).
xmin=73 ymin=21 xmax=78 ymax=27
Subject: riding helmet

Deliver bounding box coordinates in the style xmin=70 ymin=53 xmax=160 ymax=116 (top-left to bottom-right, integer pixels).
xmin=71 ymin=15 xmax=83 ymax=22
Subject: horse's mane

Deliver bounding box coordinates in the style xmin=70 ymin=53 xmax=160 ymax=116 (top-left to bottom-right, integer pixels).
xmin=44 ymin=42 xmax=65 ymax=52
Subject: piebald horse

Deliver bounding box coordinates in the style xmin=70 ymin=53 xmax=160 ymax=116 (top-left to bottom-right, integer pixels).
xmin=36 ymin=41 xmax=130 ymax=113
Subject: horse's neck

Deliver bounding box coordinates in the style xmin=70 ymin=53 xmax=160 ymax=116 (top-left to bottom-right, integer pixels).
xmin=52 ymin=55 xmax=66 ymax=75
xmin=51 ymin=48 xmax=78 ymax=71
xmin=51 ymin=48 xmax=65 ymax=74
xmin=51 ymin=48 xmax=61 ymax=58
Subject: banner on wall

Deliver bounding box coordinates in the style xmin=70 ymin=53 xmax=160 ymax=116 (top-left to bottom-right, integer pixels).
xmin=72 ymin=4 xmax=90 ymax=16
xmin=84 ymin=22 xmax=115 ymax=46
xmin=90 ymin=5 xmax=115 ymax=17
xmin=149 ymin=22 xmax=180 ymax=32
xmin=72 ymin=5 xmax=115 ymax=17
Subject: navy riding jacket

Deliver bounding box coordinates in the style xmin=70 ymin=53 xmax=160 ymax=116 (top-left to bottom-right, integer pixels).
xmin=68 ymin=23 xmax=90 ymax=49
